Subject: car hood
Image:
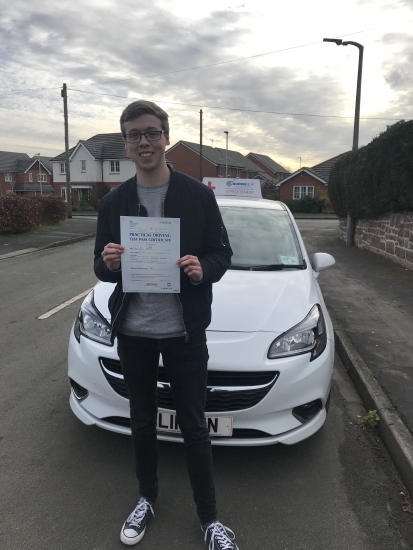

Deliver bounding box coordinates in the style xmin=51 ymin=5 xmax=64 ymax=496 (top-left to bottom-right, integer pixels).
xmin=209 ymin=269 xmax=319 ymax=333
xmin=93 ymin=269 xmax=319 ymax=335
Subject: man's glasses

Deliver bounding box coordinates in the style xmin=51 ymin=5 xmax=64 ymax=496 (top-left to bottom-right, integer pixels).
xmin=124 ymin=131 xmax=165 ymax=143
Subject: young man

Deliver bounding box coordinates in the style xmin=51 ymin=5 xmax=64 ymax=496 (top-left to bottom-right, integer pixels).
xmin=93 ymin=100 xmax=238 ymax=549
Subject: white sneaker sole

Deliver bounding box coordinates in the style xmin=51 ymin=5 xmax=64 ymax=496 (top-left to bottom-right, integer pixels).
xmin=120 ymin=524 xmax=146 ymax=545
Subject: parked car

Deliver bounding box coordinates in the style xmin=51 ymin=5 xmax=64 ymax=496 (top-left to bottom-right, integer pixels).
xmin=68 ymin=189 xmax=335 ymax=446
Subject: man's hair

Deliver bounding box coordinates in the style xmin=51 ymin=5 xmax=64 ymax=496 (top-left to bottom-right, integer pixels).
xmin=120 ymin=100 xmax=169 ymax=137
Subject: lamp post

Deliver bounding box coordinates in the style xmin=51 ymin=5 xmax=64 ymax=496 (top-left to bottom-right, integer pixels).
xmin=36 ymin=153 xmax=43 ymax=195
xmin=323 ymin=37 xmax=364 ymax=245
xmin=224 ymin=131 xmax=229 ymax=177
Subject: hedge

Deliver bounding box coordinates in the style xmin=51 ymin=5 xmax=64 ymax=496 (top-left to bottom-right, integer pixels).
xmin=0 ymin=195 xmax=67 ymax=234
xmin=329 ymin=120 xmax=413 ymax=218
xmin=283 ymin=197 xmax=325 ymax=213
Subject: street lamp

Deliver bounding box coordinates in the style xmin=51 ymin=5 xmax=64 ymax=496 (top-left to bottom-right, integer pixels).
xmin=36 ymin=153 xmax=43 ymax=196
xmin=224 ymin=131 xmax=229 ymax=177
xmin=323 ymin=37 xmax=364 ymax=245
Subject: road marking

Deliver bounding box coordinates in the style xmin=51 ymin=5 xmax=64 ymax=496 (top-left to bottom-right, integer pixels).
xmin=38 ymin=289 xmax=92 ymax=319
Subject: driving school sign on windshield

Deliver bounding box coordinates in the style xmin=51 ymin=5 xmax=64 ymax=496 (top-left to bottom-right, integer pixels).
xmin=202 ymin=178 xmax=262 ymax=198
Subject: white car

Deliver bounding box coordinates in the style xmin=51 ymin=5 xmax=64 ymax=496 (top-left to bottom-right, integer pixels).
xmin=68 ymin=190 xmax=335 ymax=446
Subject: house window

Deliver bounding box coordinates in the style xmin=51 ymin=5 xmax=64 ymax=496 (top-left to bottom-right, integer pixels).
xmin=61 ymin=187 xmax=67 ymax=201
xmin=60 ymin=162 xmax=66 ymax=174
xmin=236 ymin=169 xmax=240 ymax=177
xmin=110 ymin=160 xmax=120 ymax=173
xmin=5 ymin=173 xmax=12 ymax=182
xmin=29 ymin=173 xmax=33 ymax=182
xmin=293 ymin=186 xmax=314 ymax=199
xmin=81 ymin=160 xmax=86 ymax=172
xmin=38 ymin=174 xmax=47 ymax=183
xmin=218 ymin=166 xmax=224 ymax=177
xmin=227 ymin=168 xmax=231 ymax=177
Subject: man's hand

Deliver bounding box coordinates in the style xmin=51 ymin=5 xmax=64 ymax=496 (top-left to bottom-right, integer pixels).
xmin=102 ymin=243 xmax=124 ymax=271
xmin=177 ymin=255 xmax=203 ymax=283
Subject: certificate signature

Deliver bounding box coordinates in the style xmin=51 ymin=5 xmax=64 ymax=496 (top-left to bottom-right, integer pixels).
xmin=120 ymin=216 xmax=180 ymax=293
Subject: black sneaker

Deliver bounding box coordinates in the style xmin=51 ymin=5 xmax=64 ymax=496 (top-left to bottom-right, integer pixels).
xmin=203 ymin=521 xmax=239 ymax=550
xmin=120 ymin=497 xmax=154 ymax=545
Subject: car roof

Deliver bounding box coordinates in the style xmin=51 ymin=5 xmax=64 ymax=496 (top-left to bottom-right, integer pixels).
xmin=216 ymin=197 xmax=287 ymax=211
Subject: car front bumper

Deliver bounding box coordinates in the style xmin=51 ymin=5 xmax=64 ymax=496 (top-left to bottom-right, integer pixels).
xmin=68 ymin=327 xmax=334 ymax=446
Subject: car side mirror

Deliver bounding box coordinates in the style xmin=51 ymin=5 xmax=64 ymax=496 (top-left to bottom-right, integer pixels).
xmin=311 ymin=253 xmax=335 ymax=278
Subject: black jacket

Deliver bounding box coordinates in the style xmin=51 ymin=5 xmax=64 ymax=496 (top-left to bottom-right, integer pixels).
xmin=93 ymin=168 xmax=232 ymax=342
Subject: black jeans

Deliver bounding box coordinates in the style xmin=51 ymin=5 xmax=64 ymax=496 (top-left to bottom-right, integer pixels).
xmin=117 ymin=331 xmax=217 ymax=525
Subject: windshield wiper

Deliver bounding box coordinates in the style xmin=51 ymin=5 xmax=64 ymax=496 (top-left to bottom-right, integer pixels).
xmin=230 ymin=261 xmax=306 ymax=271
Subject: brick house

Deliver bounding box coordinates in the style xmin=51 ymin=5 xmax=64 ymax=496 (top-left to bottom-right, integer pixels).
xmin=165 ymin=140 xmax=261 ymax=179
xmin=246 ymin=152 xmax=290 ymax=183
xmin=51 ymin=133 xmax=136 ymax=205
xmin=165 ymin=141 xmax=286 ymax=192
xmin=0 ymin=151 xmax=54 ymax=196
xmin=277 ymin=153 xmax=347 ymax=202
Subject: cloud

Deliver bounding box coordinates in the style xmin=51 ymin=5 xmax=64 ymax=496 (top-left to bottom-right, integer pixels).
xmin=0 ymin=2 xmax=243 ymax=87
xmin=382 ymin=33 xmax=413 ymax=90
xmin=0 ymin=0 xmax=409 ymax=166
xmin=381 ymin=32 xmax=413 ymax=117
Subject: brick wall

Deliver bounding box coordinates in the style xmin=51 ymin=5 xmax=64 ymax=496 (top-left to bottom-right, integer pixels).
xmin=338 ymin=213 xmax=413 ymax=270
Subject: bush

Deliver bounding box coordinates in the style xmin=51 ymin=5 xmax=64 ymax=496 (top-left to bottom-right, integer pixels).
xmin=0 ymin=195 xmax=66 ymax=234
xmin=283 ymin=197 xmax=325 ymax=213
xmin=89 ymin=183 xmax=110 ymax=211
xmin=0 ymin=195 xmax=40 ymax=233
xmin=263 ymin=191 xmax=280 ymax=201
xmin=36 ymin=195 xmax=67 ymax=224
xmin=79 ymin=195 xmax=95 ymax=211
xmin=329 ymin=120 xmax=413 ymax=218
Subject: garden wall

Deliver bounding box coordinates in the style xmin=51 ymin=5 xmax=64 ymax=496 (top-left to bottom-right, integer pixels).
xmin=338 ymin=212 xmax=413 ymax=270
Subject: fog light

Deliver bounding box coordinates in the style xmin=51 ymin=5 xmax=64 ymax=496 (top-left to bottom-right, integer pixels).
xmin=292 ymin=399 xmax=322 ymax=423
xmin=70 ymin=378 xmax=89 ymax=403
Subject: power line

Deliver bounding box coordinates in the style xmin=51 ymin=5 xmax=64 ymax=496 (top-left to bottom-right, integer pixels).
xmin=96 ymin=41 xmax=322 ymax=85
xmin=0 ymin=18 xmax=411 ymax=93
xmin=85 ymin=19 xmax=413 ymax=85
xmin=0 ymin=87 xmax=59 ymax=95
xmin=67 ymin=88 xmax=405 ymax=121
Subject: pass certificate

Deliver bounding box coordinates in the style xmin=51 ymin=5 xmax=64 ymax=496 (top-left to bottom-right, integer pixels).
xmin=120 ymin=216 xmax=180 ymax=293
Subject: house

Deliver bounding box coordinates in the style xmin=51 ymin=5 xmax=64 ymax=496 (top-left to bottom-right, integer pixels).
xmin=0 ymin=151 xmax=54 ymax=196
xmin=50 ymin=134 xmax=290 ymax=205
xmin=166 ymin=140 xmax=260 ymax=180
xmin=246 ymin=152 xmax=290 ymax=182
xmin=51 ymin=133 xmax=135 ymax=204
xmin=165 ymin=141 xmax=286 ymax=192
xmin=277 ymin=153 xmax=347 ymax=202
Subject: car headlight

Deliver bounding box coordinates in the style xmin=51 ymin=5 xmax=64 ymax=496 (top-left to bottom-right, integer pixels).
xmin=74 ymin=290 xmax=112 ymax=346
xmin=268 ymin=305 xmax=326 ymax=361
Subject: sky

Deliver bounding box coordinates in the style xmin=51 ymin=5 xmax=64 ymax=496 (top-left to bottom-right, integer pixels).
xmin=0 ymin=0 xmax=412 ymax=171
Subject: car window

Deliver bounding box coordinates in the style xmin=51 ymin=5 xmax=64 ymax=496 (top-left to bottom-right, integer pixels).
xmin=219 ymin=206 xmax=303 ymax=268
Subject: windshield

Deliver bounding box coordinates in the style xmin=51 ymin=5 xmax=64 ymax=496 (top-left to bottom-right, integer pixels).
xmin=219 ymin=205 xmax=304 ymax=268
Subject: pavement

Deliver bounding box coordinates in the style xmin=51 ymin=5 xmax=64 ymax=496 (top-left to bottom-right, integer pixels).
xmin=1 ymin=215 xmax=413 ymax=497
xmin=0 ymin=216 xmax=98 ymax=259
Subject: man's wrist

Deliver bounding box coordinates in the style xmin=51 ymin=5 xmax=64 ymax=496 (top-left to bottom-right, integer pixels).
xmin=107 ymin=263 xmax=122 ymax=272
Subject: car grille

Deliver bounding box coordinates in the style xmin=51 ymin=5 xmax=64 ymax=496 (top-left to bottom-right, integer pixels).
xmin=99 ymin=358 xmax=279 ymax=412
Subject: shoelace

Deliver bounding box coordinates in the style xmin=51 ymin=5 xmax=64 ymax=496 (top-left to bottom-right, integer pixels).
xmin=204 ymin=522 xmax=238 ymax=550
xmin=127 ymin=498 xmax=154 ymax=528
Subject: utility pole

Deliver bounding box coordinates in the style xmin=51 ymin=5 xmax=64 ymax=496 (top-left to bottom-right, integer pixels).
xmin=36 ymin=153 xmax=43 ymax=195
xmin=199 ymin=109 xmax=203 ymax=182
xmin=224 ymin=131 xmax=229 ymax=178
xmin=61 ymin=83 xmax=72 ymax=218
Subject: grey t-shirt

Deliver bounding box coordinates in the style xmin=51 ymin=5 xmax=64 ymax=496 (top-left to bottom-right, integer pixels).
xmin=119 ymin=181 xmax=185 ymax=338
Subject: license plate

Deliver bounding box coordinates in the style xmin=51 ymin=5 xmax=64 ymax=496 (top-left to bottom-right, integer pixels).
xmin=157 ymin=411 xmax=233 ymax=437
